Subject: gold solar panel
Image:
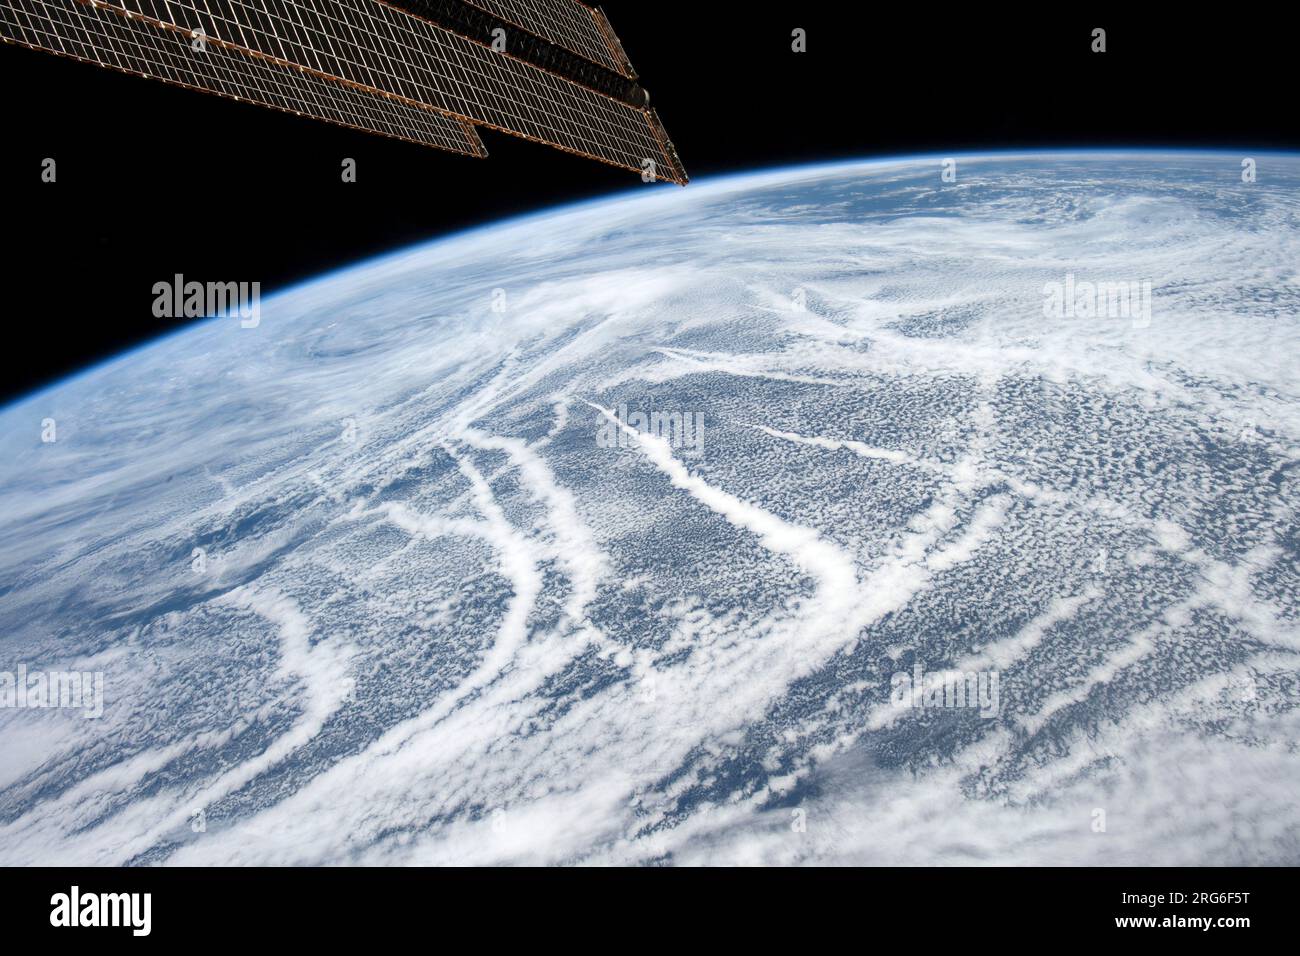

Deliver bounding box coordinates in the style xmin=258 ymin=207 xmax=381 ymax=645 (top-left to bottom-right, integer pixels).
xmin=0 ymin=0 xmax=486 ymax=154
xmin=464 ymin=0 xmax=633 ymax=77
xmin=1 ymin=0 xmax=687 ymax=182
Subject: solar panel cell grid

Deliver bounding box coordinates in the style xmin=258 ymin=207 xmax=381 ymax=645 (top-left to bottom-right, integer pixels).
xmin=463 ymin=0 xmax=629 ymax=77
xmin=106 ymin=0 xmax=684 ymax=179
xmin=1 ymin=0 xmax=686 ymax=181
xmin=0 ymin=0 xmax=486 ymax=154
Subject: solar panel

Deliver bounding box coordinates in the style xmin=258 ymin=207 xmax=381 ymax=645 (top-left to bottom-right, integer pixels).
xmin=1 ymin=0 xmax=687 ymax=182
xmin=463 ymin=0 xmax=633 ymax=77
xmin=0 ymin=0 xmax=487 ymax=154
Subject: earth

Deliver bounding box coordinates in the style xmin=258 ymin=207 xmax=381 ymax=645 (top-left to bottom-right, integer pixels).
xmin=1 ymin=152 xmax=1298 ymax=865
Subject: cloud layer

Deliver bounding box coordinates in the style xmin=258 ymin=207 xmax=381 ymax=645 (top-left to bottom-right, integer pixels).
xmin=1 ymin=153 xmax=1298 ymax=865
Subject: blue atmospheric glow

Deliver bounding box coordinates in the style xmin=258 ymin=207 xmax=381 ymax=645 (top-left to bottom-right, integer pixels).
xmin=9 ymin=147 xmax=1296 ymax=413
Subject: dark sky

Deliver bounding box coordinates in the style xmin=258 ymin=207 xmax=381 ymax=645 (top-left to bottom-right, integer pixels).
xmin=1 ymin=5 xmax=1293 ymax=402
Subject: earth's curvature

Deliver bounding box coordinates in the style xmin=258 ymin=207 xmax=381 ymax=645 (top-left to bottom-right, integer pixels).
xmin=2 ymin=152 xmax=1299 ymax=865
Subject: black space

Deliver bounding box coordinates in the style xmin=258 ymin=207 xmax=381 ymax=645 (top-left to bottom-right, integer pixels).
xmin=1 ymin=5 xmax=1294 ymax=402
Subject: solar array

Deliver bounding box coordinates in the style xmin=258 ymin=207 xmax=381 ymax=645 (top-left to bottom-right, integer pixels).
xmin=464 ymin=0 xmax=633 ymax=77
xmin=0 ymin=0 xmax=486 ymax=153
xmin=1 ymin=0 xmax=686 ymax=182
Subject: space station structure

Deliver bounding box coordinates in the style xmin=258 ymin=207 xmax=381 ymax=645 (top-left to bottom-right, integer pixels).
xmin=1 ymin=0 xmax=687 ymax=183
